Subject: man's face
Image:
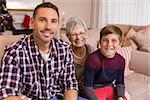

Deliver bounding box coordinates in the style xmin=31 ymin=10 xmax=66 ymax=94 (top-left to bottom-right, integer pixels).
xmin=31 ymin=8 xmax=59 ymax=44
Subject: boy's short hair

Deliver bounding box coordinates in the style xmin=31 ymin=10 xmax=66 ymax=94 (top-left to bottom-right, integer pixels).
xmin=100 ymin=25 xmax=122 ymax=42
xmin=33 ymin=2 xmax=59 ymax=18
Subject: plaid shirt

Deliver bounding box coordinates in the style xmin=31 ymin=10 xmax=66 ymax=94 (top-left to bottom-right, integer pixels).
xmin=0 ymin=34 xmax=78 ymax=100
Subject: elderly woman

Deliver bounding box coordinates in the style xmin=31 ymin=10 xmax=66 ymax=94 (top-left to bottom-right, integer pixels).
xmin=66 ymin=17 xmax=94 ymax=99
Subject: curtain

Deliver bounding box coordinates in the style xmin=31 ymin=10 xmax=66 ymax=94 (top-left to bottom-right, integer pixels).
xmin=90 ymin=0 xmax=100 ymax=28
xmin=91 ymin=0 xmax=150 ymax=28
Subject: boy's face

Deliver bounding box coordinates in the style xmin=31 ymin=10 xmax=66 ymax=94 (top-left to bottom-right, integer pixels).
xmin=100 ymin=33 xmax=122 ymax=58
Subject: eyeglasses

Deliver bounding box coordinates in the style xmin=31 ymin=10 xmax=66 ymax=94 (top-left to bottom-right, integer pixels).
xmin=70 ymin=32 xmax=86 ymax=38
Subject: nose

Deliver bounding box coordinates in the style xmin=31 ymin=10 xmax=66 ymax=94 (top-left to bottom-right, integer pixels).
xmin=45 ymin=21 xmax=52 ymax=29
xmin=76 ymin=34 xmax=82 ymax=39
xmin=107 ymin=40 xmax=112 ymax=46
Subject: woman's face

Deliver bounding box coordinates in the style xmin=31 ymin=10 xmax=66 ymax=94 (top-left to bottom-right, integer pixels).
xmin=68 ymin=27 xmax=87 ymax=47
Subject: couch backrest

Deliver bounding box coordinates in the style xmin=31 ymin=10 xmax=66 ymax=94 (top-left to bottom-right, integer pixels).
xmin=0 ymin=24 xmax=147 ymax=68
xmin=111 ymin=24 xmax=146 ymax=35
xmin=130 ymin=50 xmax=150 ymax=76
xmin=0 ymin=35 xmax=24 ymax=66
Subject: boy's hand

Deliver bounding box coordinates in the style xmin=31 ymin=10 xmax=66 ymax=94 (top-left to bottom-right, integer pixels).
xmin=118 ymin=97 xmax=124 ymax=100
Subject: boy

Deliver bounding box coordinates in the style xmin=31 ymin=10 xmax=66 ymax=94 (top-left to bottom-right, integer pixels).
xmin=84 ymin=25 xmax=126 ymax=100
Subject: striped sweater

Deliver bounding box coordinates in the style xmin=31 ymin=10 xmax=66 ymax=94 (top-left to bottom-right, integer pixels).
xmin=84 ymin=49 xmax=125 ymax=97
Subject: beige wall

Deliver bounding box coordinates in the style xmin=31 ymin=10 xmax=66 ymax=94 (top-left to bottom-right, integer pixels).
xmin=10 ymin=0 xmax=92 ymax=29
xmin=40 ymin=0 xmax=92 ymax=28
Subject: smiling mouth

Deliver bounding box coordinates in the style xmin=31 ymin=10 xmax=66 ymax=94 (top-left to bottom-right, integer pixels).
xmin=41 ymin=30 xmax=54 ymax=35
xmin=106 ymin=47 xmax=114 ymax=50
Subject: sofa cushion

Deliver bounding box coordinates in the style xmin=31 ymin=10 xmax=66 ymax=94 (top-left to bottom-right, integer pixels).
xmin=117 ymin=46 xmax=134 ymax=76
xmin=125 ymin=73 xmax=150 ymax=100
xmin=111 ymin=24 xmax=131 ymax=35
xmin=130 ymin=50 xmax=150 ymax=76
xmin=132 ymin=25 xmax=150 ymax=52
xmin=122 ymin=28 xmax=138 ymax=49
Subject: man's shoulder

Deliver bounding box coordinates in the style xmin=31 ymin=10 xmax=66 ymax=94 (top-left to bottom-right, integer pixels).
xmin=53 ymin=38 xmax=70 ymax=48
xmin=5 ymin=35 xmax=28 ymax=53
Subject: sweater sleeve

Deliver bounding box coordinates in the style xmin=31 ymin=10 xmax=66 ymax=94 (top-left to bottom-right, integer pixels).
xmin=82 ymin=65 xmax=97 ymax=100
xmin=116 ymin=84 xmax=125 ymax=97
xmin=115 ymin=59 xmax=125 ymax=98
xmin=84 ymin=66 xmax=95 ymax=87
xmin=81 ymin=86 xmax=98 ymax=100
xmin=84 ymin=50 xmax=99 ymax=87
xmin=83 ymin=52 xmax=98 ymax=100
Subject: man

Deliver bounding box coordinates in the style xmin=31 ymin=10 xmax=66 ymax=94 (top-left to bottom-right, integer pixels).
xmin=0 ymin=2 xmax=78 ymax=100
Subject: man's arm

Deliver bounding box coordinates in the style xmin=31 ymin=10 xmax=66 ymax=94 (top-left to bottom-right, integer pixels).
xmin=3 ymin=95 xmax=31 ymax=100
xmin=3 ymin=96 xmax=21 ymax=100
xmin=62 ymin=46 xmax=78 ymax=99
xmin=64 ymin=89 xmax=78 ymax=100
xmin=0 ymin=50 xmax=21 ymax=99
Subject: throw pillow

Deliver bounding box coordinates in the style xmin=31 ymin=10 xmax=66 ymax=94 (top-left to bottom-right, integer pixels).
xmin=122 ymin=28 xmax=138 ymax=49
xmin=117 ymin=46 xmax=134 ymax=76
xmin=132 ymin=25 xmax=150 ymax=52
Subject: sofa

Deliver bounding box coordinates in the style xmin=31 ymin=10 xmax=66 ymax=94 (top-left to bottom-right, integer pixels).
xmin=0 ymin=24 xmax=150 ymax=100
xmin=60 ymin=24 xmax=150 ymax=100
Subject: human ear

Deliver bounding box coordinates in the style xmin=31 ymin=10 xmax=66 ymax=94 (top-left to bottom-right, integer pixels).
xmin=30 ymin=17 xmax=34 ymax=29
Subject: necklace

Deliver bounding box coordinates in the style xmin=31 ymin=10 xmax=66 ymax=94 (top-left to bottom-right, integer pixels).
xmin=72 ymin=46 xmax=86 ymax=60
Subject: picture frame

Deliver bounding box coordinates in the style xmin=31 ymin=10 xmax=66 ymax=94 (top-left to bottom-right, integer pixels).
xmin=6 ymin=0 xmax=44 ymax=11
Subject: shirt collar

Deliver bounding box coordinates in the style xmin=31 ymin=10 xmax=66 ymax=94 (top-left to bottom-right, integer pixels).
xmin=27 ymin=34 xmax=58 ymax=58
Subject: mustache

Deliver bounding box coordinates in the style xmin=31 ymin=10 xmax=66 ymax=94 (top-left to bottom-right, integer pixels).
xmin=40 ymin=29 xmax=55 ymax=34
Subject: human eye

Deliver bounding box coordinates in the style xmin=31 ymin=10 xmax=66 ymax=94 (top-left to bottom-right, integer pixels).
xmin=79 ymin=32 xmax=85 ymax=36
xmin=71 ymin=33 xmax=76 ymax=37
xmin=39 ymin=18 xmax=46 ymax=22
xmin=102 ymin=39 xmax=107 ymax=42
xmin=52 ymin=19 xmax=58 ymax=23
xmin=112 ymin=39 xmax=118 ymax=43
xmin=101 ymin=38 xmax=108 ymax=43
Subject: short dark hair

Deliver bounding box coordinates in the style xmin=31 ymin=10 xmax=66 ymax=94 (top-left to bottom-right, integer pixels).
xmin=33 ymin=2 xmax=59 ymax=18
xmin=100 ymin=25 xmax=122 ymax=42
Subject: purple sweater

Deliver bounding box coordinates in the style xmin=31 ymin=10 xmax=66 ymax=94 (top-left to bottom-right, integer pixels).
xmin=84 ymin=49 xmax=125 ymax=97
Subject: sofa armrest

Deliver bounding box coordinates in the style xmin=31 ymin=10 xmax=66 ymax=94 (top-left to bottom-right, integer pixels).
xmin=129 ymin=50 xmax=150 ymax=76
